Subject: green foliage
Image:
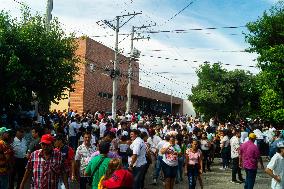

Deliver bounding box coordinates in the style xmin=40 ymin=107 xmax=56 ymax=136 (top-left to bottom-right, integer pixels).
xmin=0 ymin=9 xmax=79 ymax=110
xmin=189 ymin=63 xmax=257 ymax=122
xmin=245 ymin=1 xmax=284 ymax=124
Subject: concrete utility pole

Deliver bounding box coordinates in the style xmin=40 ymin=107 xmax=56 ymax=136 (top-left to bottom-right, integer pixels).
xmin=171 ymin=88 xmax=173 ymax=115
xmin=112 ymin=16 xmax=119 ymax=121
xmin=103 ymin=12 xmax=141 ymax=120
xmin=45 ymin=0 xmax=53 ymax=30
xmin=126 ymin=24 xmax=152 ymax=113
xmin=126 ymin=26 xmax=135 ymax=114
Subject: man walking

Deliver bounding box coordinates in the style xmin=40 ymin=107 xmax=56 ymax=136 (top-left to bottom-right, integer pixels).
xmin=230 ymin=129 xmax=244 ymax=184
xmin=85 ymin=141 xmax=111 ymax=189
xmin=20 ymin=134 xmax=69 ymax=189
xmin=74 ymin=131 xmax=96 ymax=189
xmin=11 ymin=127 xmax=28 ymax=189
xmin=54 ymin=134 xmax=75 ymax=189
xmin=128 ymin=129 xmax=147 ymax=189
xmin=265 ymin=141 xmax=284 ymax=189
xmin=239 ymin=133 xmax=263 ymax=189
xmin=26 ymin=126 xmax=42 ymax=159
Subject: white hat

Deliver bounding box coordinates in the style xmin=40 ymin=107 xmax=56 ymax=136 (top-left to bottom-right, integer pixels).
xmin=277 ymin=141 xmax=284 ymax=148
xmin=122 ymin=131 xmax=129 ymax=136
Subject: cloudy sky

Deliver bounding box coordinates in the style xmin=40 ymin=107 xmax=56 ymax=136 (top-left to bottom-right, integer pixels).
xmin=0 ymin=0 xmax=279 ymax=99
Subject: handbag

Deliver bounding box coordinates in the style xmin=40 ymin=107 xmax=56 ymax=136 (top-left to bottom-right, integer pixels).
xmin=88 ymin=156 xmax=106 ymax=186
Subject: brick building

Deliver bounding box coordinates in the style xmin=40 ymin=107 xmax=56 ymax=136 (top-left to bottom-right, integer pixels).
xmin=51 ymin=37 xmax=183 ymax=114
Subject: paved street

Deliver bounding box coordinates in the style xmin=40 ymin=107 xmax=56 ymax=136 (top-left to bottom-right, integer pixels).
xmin=145 ymin=158 xmax=271 ymax=189
xmin=21 ymin=158 xmax=271 ymax=189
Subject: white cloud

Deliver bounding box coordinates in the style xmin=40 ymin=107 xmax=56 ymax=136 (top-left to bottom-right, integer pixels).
xmin=0 ymin=0 xmax=260 ymax=99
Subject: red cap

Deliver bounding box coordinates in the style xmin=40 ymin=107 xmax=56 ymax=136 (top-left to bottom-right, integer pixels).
xmin=103 ymin=169 xmax=133 ymax=188
xmin=40 ymin=134 xmax=55 ymax=144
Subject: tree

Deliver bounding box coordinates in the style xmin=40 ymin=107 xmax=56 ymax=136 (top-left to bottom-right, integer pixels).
xmin=245 ymin=1 xmax=284 ymax=124
xmin=189 ymin=63 xmax=256 ymax=122
xmin=0 ymin=9 xmax=79 ymax=111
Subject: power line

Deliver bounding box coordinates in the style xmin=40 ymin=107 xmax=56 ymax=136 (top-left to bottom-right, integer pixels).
xmin=144 ymin=25 xmax=246 ymax=34
xmin=158 ymin=0 xmax=196 ymax=27
xmin=138 ymin=54 xmax=257 ymax=68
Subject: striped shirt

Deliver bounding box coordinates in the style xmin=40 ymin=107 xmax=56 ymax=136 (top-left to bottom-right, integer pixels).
xmin=26 ymin=149 xmax=63 ymax=189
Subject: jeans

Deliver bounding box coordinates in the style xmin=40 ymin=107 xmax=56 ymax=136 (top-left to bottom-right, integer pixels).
xmin=221 ymin=147 xmax=230 ymax=168
xmin=69 ymin=136 xmax=78 ymax=150
xmin=201 ymin=150 xmax=211 ymax=171
xmin=187 ymin=164 xmax=199 ymax=189
xmin=10 ymin=157 xmax=27 ymax=189
xmin=176 ymin=156 xmax=184 ymax=182
xmin=0 ymin=175 xmax=9 ymax=189
xmin=141 ymin=163 xmax=150 ymax=189
xmin=244 ymin=169 xmax=257 ymax=189
xmin=133 ymin=164 xmax=147 ymax=189
xmin=232 ymin=157 xmax=243 ymax=181
xmin=153 ymin=155 xmax=163 ymax=179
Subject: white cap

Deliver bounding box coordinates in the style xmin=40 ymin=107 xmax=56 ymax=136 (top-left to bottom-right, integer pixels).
xmin=122 ymin=131 xmax=129 ymax=136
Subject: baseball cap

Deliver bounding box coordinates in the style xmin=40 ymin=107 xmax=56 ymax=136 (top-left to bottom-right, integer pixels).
xmin=0 ymin=127 xmax=11 ymax=134
xmin=40 ymin=134 xmax=55 ymax=144
xmin=249 ymin=133 xmax=257 ymax=139
xmin=277 ymin=141 xmax=284 ymax=148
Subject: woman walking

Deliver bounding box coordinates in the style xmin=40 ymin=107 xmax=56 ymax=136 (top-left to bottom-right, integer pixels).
xmin=160 ymin=135 xmax=179 ymax=189
xmin=185 ymin=140 xmax=203 ymax=189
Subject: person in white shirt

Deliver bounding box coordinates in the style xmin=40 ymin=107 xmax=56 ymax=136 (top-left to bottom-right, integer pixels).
xmin=74 ymin=131 xmax=97 ymax=189
xmin=147 ymin=131 xmax=161 ymax=155
xmin=160 ymin=135 xmax=179 ymax=189
xmin=220 ymin=130 xmax=230 ymax=170
xmin=240 ymin=127 xmax=248 ymax=144
xmin=99 ymin=119 xmax=107 ymax=138
xmin=269 ymin=124 xmax=276 ymax=132
xmin=200 ymin=133 xmax=211 ymax=172
xmin=152 ymin=137 xmax=167 ymax=185
xmin=69 ymin=117 xmax=78 ymax=149
xmin=265 ymin=141 xmax=284 ymax=189
xmin=11 ymin=128 xmax=28 ymax=189
xmin=128 ymin=129 xmax=147 ymax=189
xmin=230 ymin=129 xmax=244 ymax=183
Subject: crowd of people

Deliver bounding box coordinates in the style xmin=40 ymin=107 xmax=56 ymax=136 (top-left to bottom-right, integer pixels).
xmin=0 ymin=109 xmax=283 ymax=189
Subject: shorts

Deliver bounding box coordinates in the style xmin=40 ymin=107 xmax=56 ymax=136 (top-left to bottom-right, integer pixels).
xmin=161 ymin=160 xmax=178 ymax=178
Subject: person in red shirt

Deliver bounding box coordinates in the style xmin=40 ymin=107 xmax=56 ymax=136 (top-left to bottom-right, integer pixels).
xmin=54 ymin=134 xmax=75 ymax=188
xmin=100 ymin=158 xmax=133 ymax=189
xmin=20 ymin=134 xmax=69 ymax=189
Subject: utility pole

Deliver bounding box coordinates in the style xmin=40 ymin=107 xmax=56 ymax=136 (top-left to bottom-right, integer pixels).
xmin=112 ymin=16 xmax=119 ymax=121
xmin=126 ymin=26 xmax=135 ymax=114
xmin=45 ymin=0 xmax=53 ymax=30
xmin=171 ymin=88 xmax=173 ymax=115
xmin=126 ymin=24 xmax=152 ymax=113
xmin=103 ymin=12 xmax=141 ymax=120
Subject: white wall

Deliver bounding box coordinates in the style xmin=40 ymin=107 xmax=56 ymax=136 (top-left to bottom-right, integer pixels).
xmin=183 ymin=100 xmax=196 ymax=117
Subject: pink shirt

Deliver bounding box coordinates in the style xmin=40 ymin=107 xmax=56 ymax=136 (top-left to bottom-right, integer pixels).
xmin=186 ymin=149 xmax=201 ymax=165
xmin=240 ymin=140 xmax=260 ymax=169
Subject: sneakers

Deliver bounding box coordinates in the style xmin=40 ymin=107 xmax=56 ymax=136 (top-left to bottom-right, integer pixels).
xmin=219 ymin=167 xmax=226 ymax=170
xmin=231 ymin=180 xmax=242 ymax=184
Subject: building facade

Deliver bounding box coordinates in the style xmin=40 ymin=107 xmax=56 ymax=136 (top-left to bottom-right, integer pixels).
xmin=51 ymin=37 xmax=183 ymax=114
